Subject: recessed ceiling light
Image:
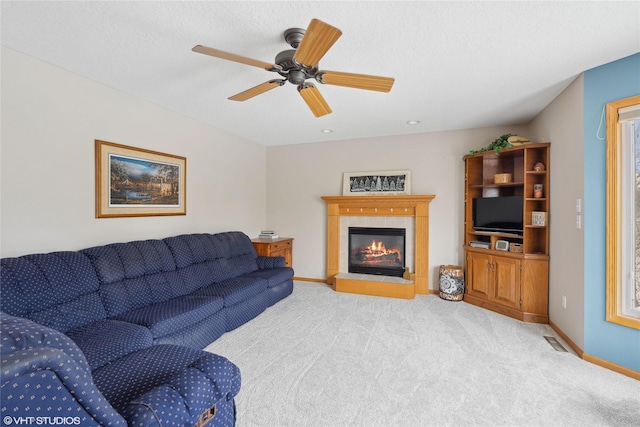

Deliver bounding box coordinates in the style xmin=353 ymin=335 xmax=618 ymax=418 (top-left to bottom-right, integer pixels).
xmin=406 ymin=120 xmax=421 ymax=125
xmin=321 ymin=129 xmax=333 ymax=133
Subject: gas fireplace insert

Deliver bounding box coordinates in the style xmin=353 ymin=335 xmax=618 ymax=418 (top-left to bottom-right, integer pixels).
xmin=348 ymin=227 xmax=406 ymax=277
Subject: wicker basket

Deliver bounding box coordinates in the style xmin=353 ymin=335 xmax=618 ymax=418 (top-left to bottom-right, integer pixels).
xmin=494 ymin=173 xmax=512 ymax=184
xmin=509 ymin=243 xmax=523 ymax=253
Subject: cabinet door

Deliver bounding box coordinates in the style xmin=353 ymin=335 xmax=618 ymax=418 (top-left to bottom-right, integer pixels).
xmin=271 ymin=246 xmax=292 ymax=267
xmin=273 ymin=240 xmax=293 ymax=267
xmin=492 ymin=256 xmax=521 ymax=308
xmin=466 ymin=252 xmax=492 ymax=298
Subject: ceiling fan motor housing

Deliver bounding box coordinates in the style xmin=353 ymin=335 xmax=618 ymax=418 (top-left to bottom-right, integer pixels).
xmin=283 ymin=28 xmax=305 ymax=49
xmin=275 ymin=49 xmax=318 ymax=86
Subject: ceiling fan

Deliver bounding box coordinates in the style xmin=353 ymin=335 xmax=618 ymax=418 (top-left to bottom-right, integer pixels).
xmin=192 ymin=19 xmax=395 ymax=117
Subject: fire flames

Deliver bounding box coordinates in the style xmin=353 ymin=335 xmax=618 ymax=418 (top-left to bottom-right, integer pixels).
xmin=365 ymin=240 xmax=402 ymax=262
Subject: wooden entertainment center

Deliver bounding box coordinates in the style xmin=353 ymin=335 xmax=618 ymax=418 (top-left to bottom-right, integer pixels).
xmin=463 ymin=143 xmax=550 ymax=323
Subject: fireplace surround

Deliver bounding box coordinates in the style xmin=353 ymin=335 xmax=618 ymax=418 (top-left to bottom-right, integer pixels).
xmin=322 ymin=195 xmax=435 ymax=298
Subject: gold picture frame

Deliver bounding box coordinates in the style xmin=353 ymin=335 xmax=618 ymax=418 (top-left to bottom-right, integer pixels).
xmin=95 ymin=140 xmax=186 ymax=218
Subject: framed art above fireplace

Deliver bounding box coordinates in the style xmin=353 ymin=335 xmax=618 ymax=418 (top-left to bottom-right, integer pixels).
xmin=342 ymin=169 xmax=411 ymax=196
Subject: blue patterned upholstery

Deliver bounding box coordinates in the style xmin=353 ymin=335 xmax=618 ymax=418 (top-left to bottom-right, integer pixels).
xmin=93 ymin=344 xmax=240 ymax=426
xmin=152 ymin=309 xmax=226 ymax=348
xmin=194 ymin=277 xmax=268 ymax=307
xmin=113 ymin=295 xmax=223 ymax=339
xmin=244 ymin=266 xmax=294 ymax=289
xmin=66 ymin=319 xmax=153 ymax=370
xmin=223 ymin=294 xmax=271 ymax=331
xmin=81 ymin=239 xmax=231 ymax=347
xmin=0 ymin=313 xmax=127 ymax=425
xmin=81 ymin=240 xmax=180 ymax=317
xmin=0 ymin=313 xmax=89 ymax=368
xmin=265 ymin=279 xmax=295 ymax=307
xmin=0 ymin=252 xmax=105 ymax=332
xmin=244 ymin=263 xmax=294 ymax=306
xmin=1 ymin=313 xmax=240 ymax=426
xmin=256 ymin=255 xmax=286 ymax=269
xmin=1 ymin=231 xmax=293 ymax=426
xmin=163 ymin=232 xmax=259 ymax=284
xmin=79 ymin=231 xmax=292 ymax=343
xmin=191 ymin=276 xmax=270 ymax=331
xmin=0 ymin=251 xmax=153 ymax=368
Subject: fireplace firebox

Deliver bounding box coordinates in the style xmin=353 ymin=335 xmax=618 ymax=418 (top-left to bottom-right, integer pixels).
xmin=348 ymin=227 xmax=406 ymax=277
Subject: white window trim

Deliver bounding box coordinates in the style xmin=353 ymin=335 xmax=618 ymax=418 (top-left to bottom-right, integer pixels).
xmin=620 ymin=119 xmax=639 ymax=318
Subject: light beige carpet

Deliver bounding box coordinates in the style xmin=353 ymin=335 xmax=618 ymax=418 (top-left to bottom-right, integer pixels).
xmin=206 ymin=281 xmax=640 ymax=427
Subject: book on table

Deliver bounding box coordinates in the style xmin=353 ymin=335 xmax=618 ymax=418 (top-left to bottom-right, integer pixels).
xmin=258 ymin=231 xmax=279 ymax=239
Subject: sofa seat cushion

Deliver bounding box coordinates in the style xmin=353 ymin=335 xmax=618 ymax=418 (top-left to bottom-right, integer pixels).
xmin=193 ymin=277 xmax=268 ymax=307
xmin=243 ymin=267 xmax=294 ymax=288
xmin=66 ymin=319 xmax=153 ymax=370
xmin=113 ymin=295 xmax=224 ymax=339
xmin=92 ymin=345 xmax=241 ymax=416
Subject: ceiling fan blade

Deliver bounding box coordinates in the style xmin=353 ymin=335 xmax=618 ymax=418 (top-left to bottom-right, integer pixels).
xmin=317 ymin=71 xmax=395 ymax=92
xmin=192 ymin=45 xmax=279 ymax=71
xmin=293 ymin=19 xmax=342 ymax=67
xmin=298 ymin=83 xmax=332 ymax=117
xmin=228 ymin=79 xmax=285 ymax=101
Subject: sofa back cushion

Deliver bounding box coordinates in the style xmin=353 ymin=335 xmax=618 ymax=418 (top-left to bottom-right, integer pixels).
xmin=218 ymin=231 xmax=260 ymax=275
xmin=163 ymin=233 xmax=232 ymax=289
xmin=82 ymin=239 xmax=183 ymax=318
xmin=0 ymin=252 xmax=106 ymax=332
xmin=163 ymin=232 xmax=259 ymax=287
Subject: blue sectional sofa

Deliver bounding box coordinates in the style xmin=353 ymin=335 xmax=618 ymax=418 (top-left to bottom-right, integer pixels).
xmin=0 ymin=231 xmax=294 ymax=426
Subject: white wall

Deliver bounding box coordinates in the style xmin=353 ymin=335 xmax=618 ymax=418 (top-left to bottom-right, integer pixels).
xmin=0 ymin=47 xmax=267 ymax=257
xmin=266 ymin=125 xmax=529 ymax=288
xmin=527 ymin=75 xmax=585 ymax=348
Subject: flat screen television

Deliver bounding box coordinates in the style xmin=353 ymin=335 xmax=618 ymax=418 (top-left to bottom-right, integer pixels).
xmin=472 ymin=196 xmax=524 ymax=235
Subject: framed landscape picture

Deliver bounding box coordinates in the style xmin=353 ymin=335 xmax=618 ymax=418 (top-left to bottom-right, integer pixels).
xmin=342 ymin=169 xmax=411 ymax=196
xmin=95 ymin=140 xmax=186 ymax=218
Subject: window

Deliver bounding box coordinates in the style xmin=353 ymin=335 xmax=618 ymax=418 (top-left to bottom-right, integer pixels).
xmin=606 ymin=95 xmax=640 ymax=330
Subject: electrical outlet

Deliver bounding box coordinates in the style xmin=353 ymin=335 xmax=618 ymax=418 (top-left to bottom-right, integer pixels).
xmin=576 ymin=215 xmax=582 ymax=229
xmin=562 ymin=295 xmax=567 ymax=309
xmin=576 ymin=198 xmax=582 ymax=213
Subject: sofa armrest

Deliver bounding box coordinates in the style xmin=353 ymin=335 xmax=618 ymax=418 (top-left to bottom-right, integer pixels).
xmin=121 ymin=353 xmax=240 ymax=427
xmin=1 ymin=312 xmax=90 ymax=371
xmin=1 ymin=348 xmax=126 ymax=426
xmin=256 ymin=255 xmax=285 ymax=269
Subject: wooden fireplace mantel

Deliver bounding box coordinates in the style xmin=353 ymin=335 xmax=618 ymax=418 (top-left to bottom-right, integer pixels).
xmin=322 ymin=195 xmax=435 ymax=298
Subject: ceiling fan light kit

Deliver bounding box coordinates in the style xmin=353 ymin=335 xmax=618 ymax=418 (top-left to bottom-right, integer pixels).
xmin=192 ymin=18 xmax=394 ymax=117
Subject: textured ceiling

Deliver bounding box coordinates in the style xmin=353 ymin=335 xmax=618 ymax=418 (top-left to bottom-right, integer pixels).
xmin=2 ymin=1 xmax=639 ymax=146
